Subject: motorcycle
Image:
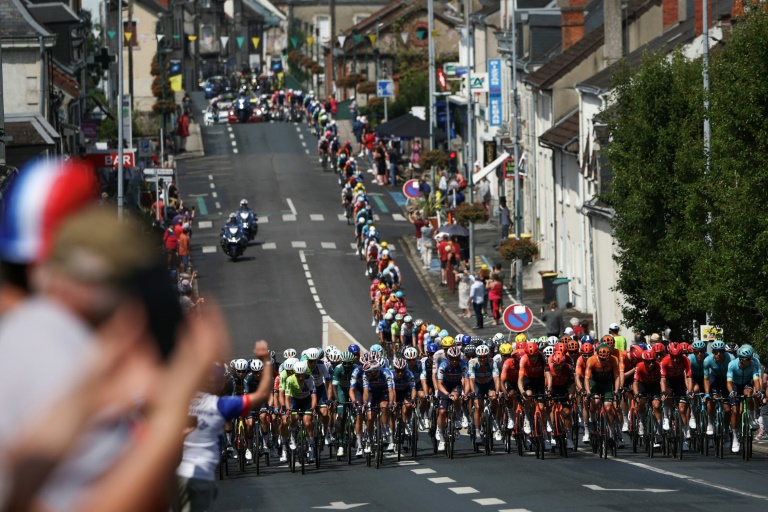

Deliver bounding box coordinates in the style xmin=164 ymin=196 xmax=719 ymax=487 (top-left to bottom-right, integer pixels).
xmin=220 ymin=225 xmax=247 ymax=261
xmin=234 ymin=96 xmax=252 ymax=123
xmin=238 ymin=210 xmax=258 ymax=240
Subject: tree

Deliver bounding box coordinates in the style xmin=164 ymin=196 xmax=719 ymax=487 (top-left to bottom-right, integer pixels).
xmin=602 ymin=51 xmax=708 ymax=339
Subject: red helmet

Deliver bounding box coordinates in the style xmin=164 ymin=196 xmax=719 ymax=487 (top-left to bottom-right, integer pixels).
xmin=602 ymin=335 xmax=615 ymax=347
xmin=526 ymin=342 xmax=539 ymax=356
xmin=642 ymin=349 xmax=655 ymax=361
xmin=516 ymin=342 xmax=527 ymax=351
xmin=667 ymin=342 xmax=682 ymax=356
xmin=580 ymin=343 xmax=594 ymax=355
xmin=679 ymin=342 xmax=692 ymax=354
xmin=629 ymin=345 xmax=644 ymax=361
xmin=554 ymin=342 xmax=567 ymax=354
xmin=372 ymin=279 xmax=381 ymax=285
xmin=652 ymin=342 xmax=666 ymax=355
xmin=398 ymin=307 xmax=407 ymax=315
xmin=551 ymin=353 xmax=566 ymax=365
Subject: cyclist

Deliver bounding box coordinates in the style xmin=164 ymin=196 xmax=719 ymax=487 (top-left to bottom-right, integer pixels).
xmin=436 ymin=345 xmax=468 ymax=451
xmin=634 ymin=349 xmax=663 ymax=442
xmin=390 ymin=313 xmax=404 ymax=356
xmin=277 ymin=357 xmax=298 ymax=462
xmin=243 ymin=359 xmax=267 ymax=463
xmin=420 ymin=343 xmax=438 ymax=429
xmin=518 ymin=341 xmax=549 ymax=446
xmin=703 ymin=340 xmax=732 ymax=437
xmin=575 ymin=343 xmax=594 ymax=443
xmin=331 ymin=351 xmax=357 ymax=458
xmin=546 ymin=352 xmax=575 ymax=449
xmin=400 ymin=315 xmax=415 ymax=349
xmin=432 ymin=335 xmax=455 ymax=391
xmin=318 ymin=134 xmax=330 ymax=164
xmin=404 ymin=347 xmax=428 ymax=429
xmin=222 ymin=358 xmax=249 ymax=456
xmin=688 ymin=340 xmax=708 ymax=429
xmin=285 ymin=360 xmax=317 ymax=463
xmin=362 ymin=359 xmax=396 ymax=453
xmin=585 ymin=344 xmax=621 ymax=439
xmin=391 ymin=357 xmax=417 ymax=452
xmin=727 ymin=345 xmax=763 ymax=453
xmin=619 ymin=345 xmax=643 ymax=437
xmin=659 ymin=342 xmax=693 ymax=447
xmin=469 ymin=344 xmax=500 ymax=444
xmin=348 ymin=353 xmax=368 ymax=456
xmin=305 ymin=348 xmax=333 ymax=447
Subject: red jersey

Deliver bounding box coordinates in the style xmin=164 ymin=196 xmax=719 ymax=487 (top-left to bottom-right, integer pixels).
xmin=519 ymin=354 xmax=546 ymax=379
xmin=634 ymin=361 xmax=661 ymax=384
xmin=500 ymin=353 xmax=522 ymax=382
xmin=547 ymin=363 xmax=573 ymax=387
xmin=660 ymin=355 xmax=691 ymax=379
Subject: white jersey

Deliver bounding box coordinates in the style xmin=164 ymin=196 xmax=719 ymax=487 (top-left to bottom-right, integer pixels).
xmin=311 ymin=361 xmax=331 ymax=388
xmin=177 ymin=392 xmax=249 ymax=480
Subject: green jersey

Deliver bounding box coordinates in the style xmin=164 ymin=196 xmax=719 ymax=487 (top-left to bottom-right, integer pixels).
xmin=285 ymin=373 xmax=315 ymax=399
xmin=332 ymin=364 xmax=355 ymax=389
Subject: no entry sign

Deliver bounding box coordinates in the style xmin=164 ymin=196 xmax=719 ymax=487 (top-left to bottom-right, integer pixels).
xmin=503 ymin=303 xmax=534 ymax=333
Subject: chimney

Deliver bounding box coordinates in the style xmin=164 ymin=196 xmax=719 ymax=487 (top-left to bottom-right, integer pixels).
xmin=695 ymin=0 xmax=713 ymax=35
xmin=663 ymin=0 xmax=678 ymax=29
xmin=559 ymin=0 xmax=588 ymax=51
xmin=603 ymin=0 xmax=622 ymax=65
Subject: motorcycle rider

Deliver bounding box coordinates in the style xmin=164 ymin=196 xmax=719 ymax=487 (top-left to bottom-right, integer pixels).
xmin=220 ymin=212 xmax=248 ymax=255
xmin=237 ymin=199 xmax=257 ymax=239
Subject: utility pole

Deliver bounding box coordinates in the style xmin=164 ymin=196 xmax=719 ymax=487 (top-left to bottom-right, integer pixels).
xmin=465 ymin=0 xmax=475 ymax=274
xmin=118 ymin=0 xmax=125 ymax=220
xmin=0 ymin=40 xmax=6 ymax=166
xmin=427 ymin=0 xmax=436 ymax=153
xmin=511 ymin=0 xmax=523 ymax=303
xmin=128 ymin=0 xmax=134 ymax=112
xmin=330 ymin=0 xmax=336 ymax=97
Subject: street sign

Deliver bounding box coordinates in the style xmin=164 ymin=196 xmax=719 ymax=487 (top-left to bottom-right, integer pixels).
xmin=138 ymin=138 xmax=152 ymax=158
xmin=503 ymin=303 xmax=534 ymax=332
xmin=468 ymin=73 xmax=488 ymax=93
xmin=143 ymin=167 xmax=175 ymax=177
xmin=402 ymin=179 xmax=420 ymax=199
xmin=700 ymin=325 xmax=723 ymax=342
xmin=377 ymin=80 xmax=394 ymax=98
xmin=436 ymin=68 xmax=447 ymax=91
xmin=85 ymin=150 xmax=135 ymax=168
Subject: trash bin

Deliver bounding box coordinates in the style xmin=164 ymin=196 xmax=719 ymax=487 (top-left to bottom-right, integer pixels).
xmin=539 ymin=271 xmax=558 ymax=303
xmin=553 ymin=277 xmax=571 ymax=309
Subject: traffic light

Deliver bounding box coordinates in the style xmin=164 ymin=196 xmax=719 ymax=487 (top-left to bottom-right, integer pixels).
xmin=448 ymin=151 xmax=458 ymax=173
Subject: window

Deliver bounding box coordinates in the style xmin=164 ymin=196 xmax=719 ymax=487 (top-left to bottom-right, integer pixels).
xmin=26 ymin=76 xmax=38 ymax=105
xmin=123 ymin=20 xmax=138 ymax=47
xmin=316 ymin=16 xmax=330 ymax=44
xmin=353 ymin=14 xmax=368 ymax=25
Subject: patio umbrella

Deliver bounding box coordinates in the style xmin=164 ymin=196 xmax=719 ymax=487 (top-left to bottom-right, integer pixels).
xmin=437 ymin=224 xmax=469 ymax=237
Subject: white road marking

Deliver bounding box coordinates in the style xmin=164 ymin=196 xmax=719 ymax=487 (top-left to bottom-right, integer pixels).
xmin=310 ymin=214 xmax=325 ymax=221
xmin=473 ymin=498 xmax=506 ymax=506
xmin=338 ymin=214 xmax=347 ymax=221
xmin=299 ymin=251 xmax=306 ymax=263
xmin=448 ymin=487 xmax=479 ymax=495
xmin=350 ymin=243 xmax=357 ymax=250
xmin=302 ymin=141 xmax=307 ymax=147
xmin=210 ymin=183 xmax=215 ymax=189
xmin=310 ymin=287 xmax=317 ymax=294
xmin=373 ymin=214 xmax=380 ymax=221
xmin=215 ymin=202 xmax=221 ymax=209
xmin=392 ymin=213 xmax=406 ymax=221
xmin=387 ymin=244 xmax=396 ymax=251
xmin=305 ymin=272 xmax=312 ymax=279
xmin=396 ymin=460 xmax=419 ymax=465
xmin=229 ymin=133 xmax=235 ymax=139
xmin=313 ymin=295 xmax=320 ymax=302
xmin=321 ymin=242 xmax=336 ymax=249
xmin=428 ymin=477 xmax=456 ymax=484
xmin=202 ymin=246 xmax=216 ymax=253
xmin=292 ymin=241 xmax=307 ymax=248
xmin=208 ymin=174 xmax=213 ymax=180
xmin=261 ymin=243 xmax=276 ymax=249
xmin=212 ymin=191 xmax=218 ymax=198
xmin=307 ymin=279 xmax=314 ymax=286
xmin=282 ymin=214 xmax=297 ymax=222
xmin=286 ymin=198 xmax=297 ymax=215
xmin=498 ymin=509 xmax=533 ymax=512
xmin=257 ymin=217 xmax=268 ymax=224
xmin=411 ymin=468 xmax=436 ymax=475
xmin=233 ymin=148 xmax=238 ymax=154
xmin=198 ymin=221 xmax=212 ymax=229
xmin=583 ymin=485 xmax=674 ymax=493
xmin=303 ymin=264 xmax=309 ymax=271
xmin=299 ymin=133 xmax=304 ymax=139
xmin=305 ymin=149 xmax=309 ymax=154
xmin=319 ymin=309 xmax=326 ymax=315
xmin=231 ymin=140 xmax=237 ymax=146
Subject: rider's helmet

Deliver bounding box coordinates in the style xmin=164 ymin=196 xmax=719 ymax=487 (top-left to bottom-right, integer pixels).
xmin=403 ymin=347 xmax=418 ymax=360
xmin=446 ymin=346 xmax=462 ymax=358
xmin=737 ymin=345 xmax=754 ymax=359
xmin=581 ymin=335 xmax=594 ymax=345
xmin=580 ymin=343 xmax=594 ymax=356
xmin=305 ymin=348 xmax=322 ymax=361
xmin=463 ymin=344 xmax=476 ymax=358
xmin=293 ymin=361 xmax=309 ymax=375
xmin=499 ymin=343 xmax=513 ymax=356
xmin=426 ymin=343 xmax=438 ymax=354
xmin=667 ymin=342 xmax=682 ymax=357
xmin=725 ymin=342 xmax=739 ymax=354
xmin=363 ymin=360 xmax=381 ymax=373
xmin=340 ymin=351 xmax=355 ymax=364
xmin=679 ymin=342 xmax=692 ymax=355
xmin=395 ymin=314 xmax=403 ymax=321
xmin=283 ymin=348 xmax=297 ymax=359
xmin=641 ymin=350 xmax=655 ymax=361
xmin=554 ymin=342 xmax=567 ymax=355
xmin=691 ymin=340 xmax=707 ymax=351
xmin=710 ymin=340 xmax=725 ymax=351
xmin=324 ymin=345 xmax=337 ymax=358
xmin=370 ymin=344 xmax=383 ymax=353
xmin=543 ymin=346 xmax=555 ymax=358
xmin=250 ymin=359 xmax=263 ymax=372
xmin=515 ymin=333 xmax=527 ymax=344
xmin=283 ymin=357 xmax=298 ymax=372
xmin=475 ymin=344 xmax=490 ymax=357
xmin=602 ymin=335 xmax=615 ymax=348
xmin=240 ymin=199 xmax=248 ymax=207
xmin=403 ymin=315 xmax=413 ymax=323
xmin=547 ymin=336 xmax=558 ymax=346
xmin=233 ymin=359 xmax=248 ymax=371
xmin=551 ymin=353 xmax=566 ymax=366
xmin=229 ymin=212 xmax=237 ymax=222
xmin=596 ymin=344 xmax=612 ymax=360
xmin=526 ymin=342 xmax=540 ymax=356
xmin=348 ymin=344 xmax=361 ymax=354
xmin=328 ymin=350 xmax=342 ymax=364
xmin=441 ymin=336 xmax=456 ymax=348
xmin=629 ymin=345 xmax=644 ymax=362
xmin=384 ymin=313 xmax=394 ymax=321
xmin=493 ymin=333 xmax=506 ymax=343
xmin=567 ymin=339 xmax=580 ymax=352
xmin=392 ymin=358 xmax=407 ymax=371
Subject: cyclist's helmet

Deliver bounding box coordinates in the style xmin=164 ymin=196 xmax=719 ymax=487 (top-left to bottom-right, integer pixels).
xmin=737 ymin=345 xmax=754 ymax=359
xmin=340 ymin=351 xmax=355 ymax=364
xmin=229 ymin=359 xmax=237 ymax=369
xmin=283 ymin=357 xmax=298 ymax=372
xmin=240 ymin=199 xmax=248 ymax=207
xmin=667 ymin=342 xmax=682 ymax=356
xmin=395 ymin=314 xmax=404 ymax=321
xmin=641 ymin=349 xmax=655 ymax=361
xmin=710 ymin=340 xmax=725 ymax=351
xmin=526 ymin=342 xmax=540 ymax=356
xmin=429 ymin=328 xmax=440 ymax=338
xmin=560 ymin=335 xmax=574 ymax=345
xmin=629 ymin=345 xmax=644 ymax=361
xmin=325 ymin=345 xmax=337 ymax=358
xmin=404 ymin=315 xmax=413 ymax=323
xmin=515 ymin=333 xmax=527 ymax=344
xmin=547 ymin=336 xmax=558 ymax=346
xmin=293 ymin=361 xmax=309 ymax=375
xmin=363 ymin=360 xmax=381 ymax=373
xmin=581 ymin=335 xmax=594 ymax=345
xmin=567 ymin=339 xmax=579 ymax=352
xmin=725 ymin=342 xmax=739 ymax=354
xmin=395 ymin=291 xmax=404 ymax=299
xmin=328 ymin=349 xmax=342 ymax=363
xmin=370 ymin=344 xmax=383 ymax=353
xmin=403 ymin=347 xmax=418 ymax=360
xmin=368 ymin=351 xmax=382 ymax=362
xmin=462 ymin=344 xmax=476 ymax=357
xmin=516 ymin=342 xmax=527 ymax=352
xmin=249 ymin=359 xmax=263 ymax=372
xmin=426 ymin=343 xmax=438 ymax=354
xmin=580 ymin=343 xmax=594 ymax=356
xmin=554 ymin=342 xmax=567 ymax=354
xmin=393 ymin=358 xmax=407 ymax=370
xmin=691 ymin=340 xmax=707 ymax=351
xmin=551 ymin=353 xmax=566 ymax=365
xmin=679 ymin=342 xmax=692 ymax=355
xmin=460 ymin=334 xmax=472 ymax=346
xmin=446 ymin=346 xmax=462 ymax=358
xmin=499 ymin=343 xmax=513 ymax=355
xmin=439 ymin=329 xmax=450 ymax=338
xmin=360 ymin=352 xmax=372 ymax=365
xmin=414 ymin=319 xmax=424 ymax=328
xmin=652 ymin=342 xmax=666 ymax=355
xmin=476 ymin=344 xmax=490 ymax=357
xmin=284 ymin=348 xmax=297 ymax=359
xmin=348 ymin=344 xmax=361 ymax=354
xmin=305 ymin=348 xmax=321 ymax=361
xmin=493 ymin=333 xmax=506 ymax=343
xmin=233 ymin=359 xmax=248 ymax=371
xmin=602 ymin=335 xmax=615 ymax=347
xmin=441 ymin=336 xmax=456 ymax=348
xmin=384 ymin=313 xmax=394 ymax=321
xmin=597 ymin=344 xmax=612 ymax=359
xmin=543 ymin=346 xmax=555 ymax=358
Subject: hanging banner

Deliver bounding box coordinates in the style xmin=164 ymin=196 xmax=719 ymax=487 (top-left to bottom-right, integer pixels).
xmin=431 ymin=30 xmax=438 ymax=39
xmin=157 ymin=34 xmax=164 ymax=42
xmin=337 ymin=35 xmax=347 ymax=47
xmin=307 ymin=36 xmax=314 ymax=46
xmin=290 ymin=36 xmax=299 ymax=48
xmin=188 ymin=35 xmax=197 ymax=41
xmin=353 ymin=34 xmax=362 ymax=43
xmin=173 ymin=34 xmax=180 ymax=40
xmin=108 ymin=30 xmax=116 ymax=39
xmin=400 ymin=31 xmax=409 ymax=44
xmin=251 ymin=37 xmax=260 ymax=49
xmin=124 ymin=32 xmax=132 ymax=42
xmin=236 ymin=36 xmax=245 ymax=48
xmin=368 ymin=34 xmax=377 ymax=46
xmin=220 ymin=35 xmax=229 ymax=48
xmin=488 ymin=58 xmax=502 ymax=127
xmin=385 ymin=33 xmax=392 ymax=45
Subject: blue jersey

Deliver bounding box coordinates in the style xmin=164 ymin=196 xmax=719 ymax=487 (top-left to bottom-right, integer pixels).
xmin=703 ymin=353 xmax=732 ymax=380
xmin=349 ymin=366 xmax=365 ymax=393
xmin=688 ymin=353 xmax=706 ymax=378
xmin=437 ymin=359 xmax=469 ymax=383
xmin=362 ymin=369 xmax=395 ymax=393
xmin=468 ymin=359 xmax=498 ymax=386
xmin=727 ymin=359 xmax=761 ymax=387
xmin=392 ymin=369 xmax=416 ymax=393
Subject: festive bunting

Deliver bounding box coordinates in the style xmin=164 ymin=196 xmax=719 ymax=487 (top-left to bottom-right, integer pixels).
xmin=156 ymin=34 xmax=164 ymax=42
xmin=306 ymin=36 xmax=314 ymax=46
xmin=431 ymin=30 xmax=438 ymax=38
xmin=337 ymin=35 xmax=347 ymax=47
xmin=124 ymin=32 xmax=132 ymax=41
xmin=290 ymin=37 xmax=299 ymax=48
xmin=236 ymin=36 xmax=245 ymax=48
xmin=108 ymin=30 xmax=116 ymax=39
xmin=251 ymin=37 xmax=260 ymax=49
xmin=415 ymin=28 xmax=428 ymax=41
xmin=353 ymin=34 xmax=362 ymax=43
xmin=400 ymin=31 xmax=409 ymax=44
xmin=188 ymin=35 xmax=197 ymax=41
xmin=385 ymin=33 xmax=392 ymax=45
xmin=173 ymin=34 xmax=180 ymax=39
xmin=368 ymin=34 xmax=377 ymax=45
xmin=220 ymin=36 xmax=229 ymax=48
xmin=448 ymin=29 xmax=456 ymax=40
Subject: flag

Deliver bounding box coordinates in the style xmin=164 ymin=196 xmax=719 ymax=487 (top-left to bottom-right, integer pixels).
xmin=368 ymin=34 xmax=377 ymax=46
xmin=400 ymin=31 xmax=409 ymax=44
xmin=251 ymin=37 xmax=260 ymax=49
xmin=337 ymin=35 xmax=347 ymax=47
xmin=220 ymin=36 xmax=229 ymax=48
xmin=188 ymin=35 xmax=197 ymax=41
xmin=236 ymin=36 xmax=245 ymax=48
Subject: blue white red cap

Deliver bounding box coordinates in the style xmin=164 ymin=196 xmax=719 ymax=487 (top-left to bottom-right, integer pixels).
xmin=0 ymin=157 xmax=98 ymax=263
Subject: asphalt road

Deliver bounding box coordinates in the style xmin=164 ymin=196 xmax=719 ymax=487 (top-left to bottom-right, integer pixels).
xmin=178 ymin=92 xmax=768 ymax=512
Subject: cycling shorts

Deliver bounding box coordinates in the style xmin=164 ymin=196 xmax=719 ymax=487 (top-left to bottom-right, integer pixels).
xmin=523 ymin=376 xmax=546 ymax=395
xmin=367 ymin=391 xmax=389 ymax=405
xmin=731 ymin=382 xmax=753 ymax=397
xmin=635 ymin=381 xmax=661 ymax=399
xmin=395 ymin=389 xmax=412 ymax=404
xmin=316 ymin=384 xmax=330 ymax=406
xmin=550 ymin=385 xmax=569 ymax=399
xmin=438 ymin=383 xmax=463 ymax=410
xmin=589 ymin=380 xmax=614 ymax=401
xmin=474 ymin=382 xmax=495 ymax=399
xmin=664 ymin=377 xmax=687 ymax=398
xmin=710 ymin=377 xmax=728 ymax=395
xmin=692 ymin=375 xmax=705 ymax=391
xmin=402 ymin=335 xmax=413 ymax=347
xmin=335 ymin=386 xmax=350 ymax=415
xmin=290 ymin=397 xmax=313 ymax=414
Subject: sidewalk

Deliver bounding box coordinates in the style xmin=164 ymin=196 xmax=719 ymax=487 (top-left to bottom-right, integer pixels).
xmin=173 ymin=90 xmax=205 ymax=161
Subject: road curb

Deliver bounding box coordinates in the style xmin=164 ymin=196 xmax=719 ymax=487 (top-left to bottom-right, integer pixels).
xmin=399 ymin=234 xmax=473 ymax=335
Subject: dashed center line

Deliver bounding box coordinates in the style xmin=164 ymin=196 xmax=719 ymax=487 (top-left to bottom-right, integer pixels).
xmin=198 ymin=221 xmax=212 ymax=229
xmin=411 ymin=468 xmax=436 ymax=475
xmin=310 ymin=214 xmax=325 ymax=221
xmin=282 ymin=214 xmax=296 ymax=222
xmin=210 ymin=183 xmax=215 ymax=189
xmin=257 ymin=217 xmax=269 ymax=224
xmin=202 ymin=246 xmax=216 ymax=254
xmin=474 ymin=498 xmax=506 ymax=506
xmin=429 ymin=477 xmax=456 ymax=484
xmin=321 ymin=242 xmax=336 ymax=249
xmin=261 ymin=242 xmax=276 ymax=250
xmin=292 ymin=241 xmax=307 ymax=248
xmin=449 ymin=487 xmax=479 ymax=495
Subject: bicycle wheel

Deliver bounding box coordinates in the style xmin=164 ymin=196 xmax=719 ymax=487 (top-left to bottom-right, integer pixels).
xmin=290 ymin=444 xmax=296 ymax=473
xmin=629 ymin=409 xmax=639 ymax=453
xmin=570 ymin=406 xmax=580 ymax=453
xmin=300 ymin=433 xmax=307 ymax=475
xmin=515 ymin=408 xmax=525 ymax=457
xmin=411 ymin=413 xmax=419 ymax=458
xmin=375 ymin=414 xmax=383 ymax=469
xmin=346 ymin=416 xmax=354 ymax=465
xmin=534 ymin=410 xmax=545 ymax=460
xmin=237 ymin=437 xmax=246 ymax=472
xmin=446 ymin=410 xmax=455 ymax=459
xmin=646 ymin=415 xmax=655 ymax=458
xmin=255 ymin=427 xmax=261 ymax=475
xmin=396 ymin=416 xmax=403 ymax=462
xmin=485 ymin=411 xmax=493 ymax=455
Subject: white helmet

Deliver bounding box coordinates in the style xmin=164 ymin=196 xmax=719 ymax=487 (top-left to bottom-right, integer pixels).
xmin=492 ymin=333 xmax=505 ymax=342
xmin=240 ymin=199 xmax=248 ymax=206
xmin=384 ymin=313 xmax=394 ymax=321
xmin=475 ymin=345 xmax=490 ymax=357
xmin=233 ymin=358 xmax=248 ymax=371
xmin=429 ymin=328 xmax=440 ymax=337
xmin=547 ymin=336 xmax=559 ymax=346
xmin=250 ymin=359 xmax=264 ymax=372
xmin=325 ymin=345 xmax=338 ymax=358
xmin=543 ymin=346 xmax=555 ymax=357
xmin=283 ymin=357 xmax=299 ymax=372
xmin=284 ymin=348 xmax=297 ymax=359
xmin=395 ymin=314 xmax=404 ymax=321
xmin=293 ymin=361 xmax=309 ymax=375
xmin=403 ymin=347 xmax=418 ymax=360
xmin=305 ymin=348 xmax=322 ymax=361
xmin=328 ymin=349 xmax=342 ymax=363
xmin=229 ymin=359 xmax=238 ymax=368
xmin=404 ymin=315 xmax=413 ymax=323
